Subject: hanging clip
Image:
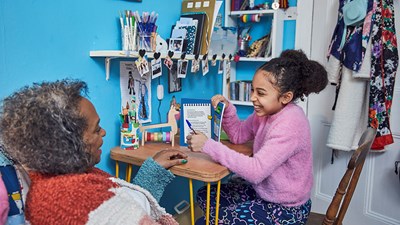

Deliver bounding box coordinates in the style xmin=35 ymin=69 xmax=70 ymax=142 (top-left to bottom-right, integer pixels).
xmin=168 ymin=50 xmax=174 ymax=58
xmin=153 ymin=52 xmax=161 ymax=60
xmin=180 ymin=53 xmax=186 ymax=60
xmin=139 ymin=49 xmax=146 ymax=58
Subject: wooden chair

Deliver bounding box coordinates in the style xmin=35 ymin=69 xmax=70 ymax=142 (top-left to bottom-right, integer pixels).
xmin=307 ymin=127 xmax=377 ymax=225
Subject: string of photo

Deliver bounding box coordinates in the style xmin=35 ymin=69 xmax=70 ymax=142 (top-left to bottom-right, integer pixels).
xmin=131 ymin=49 xmax=234 ymax=79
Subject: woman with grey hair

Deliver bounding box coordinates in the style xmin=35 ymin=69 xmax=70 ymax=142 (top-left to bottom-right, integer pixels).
xmin=0 ymin=79 xmax=187 ymax=225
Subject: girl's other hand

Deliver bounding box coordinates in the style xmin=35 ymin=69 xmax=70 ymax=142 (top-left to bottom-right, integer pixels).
xmin=211 ymin=94 xmax=229 ymax=109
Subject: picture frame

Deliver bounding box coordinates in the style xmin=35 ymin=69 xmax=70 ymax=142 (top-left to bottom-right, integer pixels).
xmin=168 ymin=63 xmax=182 ymax=93
xmin=169 ymin=38 xmax=184 ymax=53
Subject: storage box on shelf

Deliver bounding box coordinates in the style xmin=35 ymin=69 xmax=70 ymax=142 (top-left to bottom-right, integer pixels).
xmin=222 ymin=1 xmax=295 ymax=106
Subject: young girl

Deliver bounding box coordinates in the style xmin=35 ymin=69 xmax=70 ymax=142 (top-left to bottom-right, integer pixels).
xmin=186 ymin=49 xmax=328 ymax=224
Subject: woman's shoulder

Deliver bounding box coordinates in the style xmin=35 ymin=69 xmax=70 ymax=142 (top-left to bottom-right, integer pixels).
xmin=29 ymin=169 xmax=117 ymax=196
xmin=27 ymin=169 xmax=118 ymax=224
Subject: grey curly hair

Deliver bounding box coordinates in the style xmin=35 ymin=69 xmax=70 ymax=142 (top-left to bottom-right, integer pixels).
xmin=0 ymin=79 xmax=96 ymax=175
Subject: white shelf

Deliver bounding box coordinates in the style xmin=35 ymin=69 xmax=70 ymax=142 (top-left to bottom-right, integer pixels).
xmin=229 ymin=100 xmax=253 ymax=106
xmin=230 ymin=9 xmax=276 ymax=16
xmin=90 ymin=50 xmax=227 ymax=80
xmin=90 ymin=50 xmax=220 ymax=60
xmin=238 ymin=57 xmax=272 ymax=62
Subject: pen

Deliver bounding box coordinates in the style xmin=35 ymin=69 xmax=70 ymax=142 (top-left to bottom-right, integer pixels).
xmin=185 ymin=119 xmax=197 ymax=134
xmin=119 ymin=11 xmax=124 ymax=30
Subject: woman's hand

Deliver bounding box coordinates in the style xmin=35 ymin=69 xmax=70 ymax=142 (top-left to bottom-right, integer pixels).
xmin=153 ymin=149 xmax=188 ymax=169
xmin=186 ymin=132 xmax=208 ymax=152
xmin=211 ymin=94 xmax=229 ymax=109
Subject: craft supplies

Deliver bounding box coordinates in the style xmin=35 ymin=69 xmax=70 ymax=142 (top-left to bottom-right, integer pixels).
xmin=120 ymin=96 xmax=140 ymax=150
xmin=119 ymin=10 xmax=158 ymax=52
xmin=240 ymin=14 xmax=260 ymax=23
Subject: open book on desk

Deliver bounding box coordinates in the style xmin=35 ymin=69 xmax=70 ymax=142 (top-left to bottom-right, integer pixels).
xmin=180 ymin=98 xmax=225 ymax=146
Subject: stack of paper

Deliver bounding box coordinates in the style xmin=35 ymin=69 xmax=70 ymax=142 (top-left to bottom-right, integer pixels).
xmin=172 ymin=18 xmax=198 ymax=54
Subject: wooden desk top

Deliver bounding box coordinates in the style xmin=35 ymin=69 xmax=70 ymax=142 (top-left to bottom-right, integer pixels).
xmin=110 ymin=138 xmax=252 ymax=183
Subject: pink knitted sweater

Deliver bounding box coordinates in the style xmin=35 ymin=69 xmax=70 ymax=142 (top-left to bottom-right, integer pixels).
xmin=203 ymin=103 xmax=313 ymax=207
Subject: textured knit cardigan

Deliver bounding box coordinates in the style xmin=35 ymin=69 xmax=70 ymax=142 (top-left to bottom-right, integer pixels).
xmin=25 ymin=158 xmax=178 ymax=225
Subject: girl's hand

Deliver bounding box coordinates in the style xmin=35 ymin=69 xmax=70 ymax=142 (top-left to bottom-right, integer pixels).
xmin=211 ymin=94 xmax=229 ymax=109
xmin=153 ymin=149 xmax=188 ymax=169
xmin=186 ymin=132 xmax=208 ymax=152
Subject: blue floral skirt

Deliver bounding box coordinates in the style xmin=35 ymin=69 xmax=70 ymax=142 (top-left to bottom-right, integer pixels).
xmin=195 ymin=177 xmax=311 ymax=225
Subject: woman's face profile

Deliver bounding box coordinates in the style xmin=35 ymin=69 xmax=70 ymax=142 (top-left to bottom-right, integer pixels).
xmin=80 ymin=98 xmax=106 ymax=165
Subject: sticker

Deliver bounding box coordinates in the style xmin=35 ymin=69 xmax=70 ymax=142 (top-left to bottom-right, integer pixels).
xmin=272 ymin=2 xmax=280 ymax=10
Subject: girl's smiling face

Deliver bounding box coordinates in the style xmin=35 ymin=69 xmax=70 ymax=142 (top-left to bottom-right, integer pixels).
xmin=250 ymin=71 xmax=293 ymax=117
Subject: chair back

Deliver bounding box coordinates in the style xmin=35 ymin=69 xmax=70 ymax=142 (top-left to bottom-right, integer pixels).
xmin=323 ymin=127 xmax=377 ymax=225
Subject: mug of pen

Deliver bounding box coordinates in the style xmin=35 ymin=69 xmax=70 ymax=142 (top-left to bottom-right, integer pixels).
xmin=120 ymin=10 xmax=158 ymax=52
xmin=138 ymin=30 xmax=156 ymax=52
xmin=136 ymin=11 xmax=158 ymax=52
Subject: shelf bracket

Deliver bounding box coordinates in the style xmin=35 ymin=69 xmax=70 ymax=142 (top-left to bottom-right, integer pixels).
xmin=105 ymin=57 xmax=117 ymax=80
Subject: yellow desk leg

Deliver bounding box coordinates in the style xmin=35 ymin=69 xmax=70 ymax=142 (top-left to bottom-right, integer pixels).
xmin=215 ymin=180 xmax=221 ymax=225
xmin=125 ymin=164 xmax=132 ymax=182
xmin=206 ymin=182 xmax=211 ymax=225
xmin=115 ymin=161 xmax=119 ymax=178
xmin=128 ymin=164 xmax=132 ymax=182
xmin=189 ymin=179 xmax=195 ymax=225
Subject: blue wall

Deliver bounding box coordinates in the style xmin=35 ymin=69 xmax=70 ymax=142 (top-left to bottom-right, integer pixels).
xmin=0 ymin=0 xmax=295 ymax=214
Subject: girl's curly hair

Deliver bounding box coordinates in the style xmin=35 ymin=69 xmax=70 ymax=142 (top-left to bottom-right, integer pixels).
xmin=0 ymin=79 xmax=95 ymax=175
xmin=258 ymin=49 xmax=328 ymax=101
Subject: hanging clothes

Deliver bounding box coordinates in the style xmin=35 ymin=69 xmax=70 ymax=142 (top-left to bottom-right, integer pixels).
xmin=368 ymin=0 xmax=398 ymax=150
xmin=326 ymin=0 xmax=375 ymax=151
xmin=326 ymin=0 xmax=398 ymax=152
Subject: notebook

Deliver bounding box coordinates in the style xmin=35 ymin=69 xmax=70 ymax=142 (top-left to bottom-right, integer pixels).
xmin=180 ymin=98 xmax=225 ymax=146
xmin=171 ymin=20 xmax=198 ymax=54
xmin=181 ymin=13 xmax=206 ymax=55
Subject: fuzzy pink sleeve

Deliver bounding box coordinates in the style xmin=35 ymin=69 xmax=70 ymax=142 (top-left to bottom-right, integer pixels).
xmin=221 ymin=103 xmax=257 ymax=144
xmin=0 ymin=176 xmax=9 ymax=225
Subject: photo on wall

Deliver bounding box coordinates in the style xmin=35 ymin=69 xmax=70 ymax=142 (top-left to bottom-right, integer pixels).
xmin=169 ymin=38 xmax=184 ymax=53
xmin=168 ymin=63 xmax=182 ymax=93
xmin=151 ymin=58 xmax=162 ymax=79
xmin=177 ymin=59 xmax=188 ymax=78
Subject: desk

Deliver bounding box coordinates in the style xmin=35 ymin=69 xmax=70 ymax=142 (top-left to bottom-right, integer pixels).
xmin=110 ymin=138 xmax=252 ymax=225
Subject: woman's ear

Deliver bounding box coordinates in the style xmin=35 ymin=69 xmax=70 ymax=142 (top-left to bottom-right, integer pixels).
xmin=280 ymin=91 xmax=294 ymax=104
